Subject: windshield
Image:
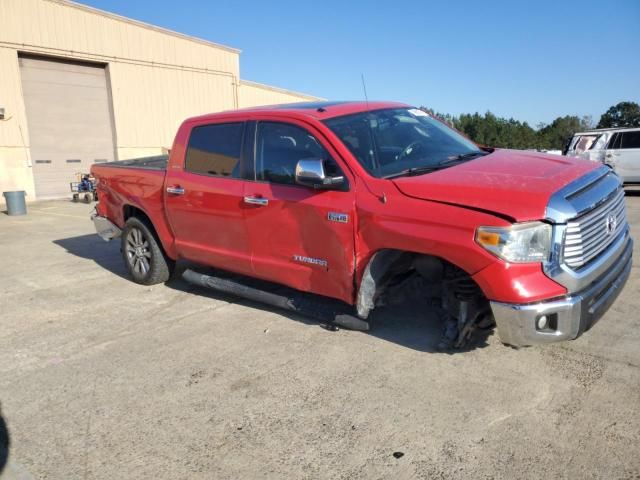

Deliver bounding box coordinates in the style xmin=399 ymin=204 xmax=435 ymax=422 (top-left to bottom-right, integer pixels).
xmin=324 ymin=108 xmax=483 ymax=178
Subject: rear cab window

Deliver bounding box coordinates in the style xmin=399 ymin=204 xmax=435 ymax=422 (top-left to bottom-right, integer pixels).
xmin=185 ymin=123 xmax=244 ymax=177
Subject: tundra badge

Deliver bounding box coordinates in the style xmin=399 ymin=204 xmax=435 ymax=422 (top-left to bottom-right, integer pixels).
xmin=293 ymin=255 xmax=328 ymax=268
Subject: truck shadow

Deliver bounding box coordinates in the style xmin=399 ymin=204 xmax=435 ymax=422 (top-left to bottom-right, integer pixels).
xmin=52 ymin=234 xmax=493 ymax=353
xmin=52 ymin=234 xmax=129 ymax=279
xmin=368 ymin=305 xmax=494 ymax=353
xmin=167 ymin=264 xmax=494 ymax=353
xmin=167 ymin=263 xmax=321 ymax=329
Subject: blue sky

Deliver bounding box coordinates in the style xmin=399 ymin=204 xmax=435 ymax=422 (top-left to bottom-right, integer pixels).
xmin=82 ymin=0 xmax=639 ymax=126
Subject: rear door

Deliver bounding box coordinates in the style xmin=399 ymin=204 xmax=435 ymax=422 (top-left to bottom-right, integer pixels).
xmin=615 ymin=131 xmax=640 ymax=182
xmin=164 ymin=121 xmax=253 ymax=275
xmin=243 ymin=119 xmax=356 ymax=303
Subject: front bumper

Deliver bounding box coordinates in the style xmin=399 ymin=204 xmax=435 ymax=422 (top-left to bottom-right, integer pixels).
xmin=491 ymin=237 xmax=633 ymax=347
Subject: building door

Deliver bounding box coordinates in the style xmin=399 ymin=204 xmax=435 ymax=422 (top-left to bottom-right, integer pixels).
xmin=19 ymin=55 xmax=116 ymax=199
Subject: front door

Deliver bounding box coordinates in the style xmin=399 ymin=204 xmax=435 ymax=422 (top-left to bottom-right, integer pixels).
xmin=165 ymin=121 xmax=253 ymax=276
xmin=243 ymin=120 xmax=356 ymax=304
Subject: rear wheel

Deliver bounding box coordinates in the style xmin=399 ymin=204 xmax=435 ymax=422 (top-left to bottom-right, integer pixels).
xmin=121 ymin=217 xmax=174 ymax=285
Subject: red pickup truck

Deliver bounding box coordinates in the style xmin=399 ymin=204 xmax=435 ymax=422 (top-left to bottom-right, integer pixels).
xmin=91 ymin=101 xmax=632 ymax=348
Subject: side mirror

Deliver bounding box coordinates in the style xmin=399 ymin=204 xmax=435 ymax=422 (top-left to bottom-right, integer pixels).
xmin=295 ymin=159 xmax=344 ymax=189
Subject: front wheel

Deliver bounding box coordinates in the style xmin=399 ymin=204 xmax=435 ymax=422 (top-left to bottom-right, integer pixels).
xmin=121 ymin=217 xmax=174 ymax=285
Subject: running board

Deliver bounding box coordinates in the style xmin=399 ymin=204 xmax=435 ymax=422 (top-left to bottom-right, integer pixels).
xmin=182 ymin=269 xmax=369 ymax=332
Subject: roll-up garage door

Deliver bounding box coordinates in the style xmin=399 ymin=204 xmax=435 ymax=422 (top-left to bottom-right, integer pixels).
xmin=19 ymin=55 xmax=116 ymax=199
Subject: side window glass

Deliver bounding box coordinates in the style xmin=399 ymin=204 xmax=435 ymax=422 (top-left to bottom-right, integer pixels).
xmin=621 ymin=131 xmax=640 ymax=149
xmin=255 ymin=122 xmax=335 ymax=185
xmin=589 ymin=134 xmax=603 ymax=150
xmin=574 ymin=135 xmax=598 ymax=153
xmin=607 ymin=133 xmax=619 ymax=150
xmin=185 ymin=123 xmax=244 ymax=177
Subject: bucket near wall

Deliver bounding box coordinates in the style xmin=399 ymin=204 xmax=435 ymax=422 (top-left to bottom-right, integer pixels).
xmin=2 ymin=191 xmax=27 ymax=216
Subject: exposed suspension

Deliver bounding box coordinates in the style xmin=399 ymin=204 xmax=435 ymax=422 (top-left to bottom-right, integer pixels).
xmin=440 ymin=265 xmax=491 ymax=349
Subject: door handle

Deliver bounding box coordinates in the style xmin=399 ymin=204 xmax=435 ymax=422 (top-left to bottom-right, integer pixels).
xmin=243 ymin=196 xmax=269 ymax=206
xmin=166 ymin=186 xmax=185 ymax=195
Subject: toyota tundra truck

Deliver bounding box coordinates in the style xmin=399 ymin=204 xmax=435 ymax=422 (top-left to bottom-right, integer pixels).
xmin=91 ymin=101 xmax=633 ymax=348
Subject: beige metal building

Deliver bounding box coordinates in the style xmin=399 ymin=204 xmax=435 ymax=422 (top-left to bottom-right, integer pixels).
xmin=0 ymin=0 xmax=321 ymax=202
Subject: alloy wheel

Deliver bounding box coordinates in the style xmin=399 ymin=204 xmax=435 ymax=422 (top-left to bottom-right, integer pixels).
xmin=125 ymin=227 xmax=151 ymax=275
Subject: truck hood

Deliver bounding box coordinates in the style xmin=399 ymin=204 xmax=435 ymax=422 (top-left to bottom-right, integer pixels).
xmin=391 ymin=149 xmax=599 ymax=222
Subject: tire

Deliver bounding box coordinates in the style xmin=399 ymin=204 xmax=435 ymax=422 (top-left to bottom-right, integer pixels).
xmin=121 ymin=217 xmax=175 ymax=285
xmin=72 ymin=193 xmax=79 ymax=202
xmin=84 ymin=193 xmax=92 ymax=203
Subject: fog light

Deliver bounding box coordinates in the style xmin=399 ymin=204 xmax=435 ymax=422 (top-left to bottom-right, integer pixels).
xmin=537 ymin=315 xmax=548 ymax=330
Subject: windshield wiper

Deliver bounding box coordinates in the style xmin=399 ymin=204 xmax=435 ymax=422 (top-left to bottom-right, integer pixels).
xmin=384 ymin=152 xmax=488 ymax=179
xmin=438 ymin=151 xmax=487 ymax=166
xmin=383 ymin=165 xmax=439 ymax=179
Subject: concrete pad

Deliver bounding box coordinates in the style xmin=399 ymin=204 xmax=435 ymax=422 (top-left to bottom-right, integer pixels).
xmin=0 ymin=197 xmax=639 ymax=479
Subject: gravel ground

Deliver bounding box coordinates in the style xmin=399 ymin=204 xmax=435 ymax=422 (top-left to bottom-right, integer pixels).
xmin=1 ymin=194 xmax=639 ymax=479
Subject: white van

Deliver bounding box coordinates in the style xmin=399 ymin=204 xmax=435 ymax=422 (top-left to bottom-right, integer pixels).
xmin=566 ymin=127 xmax=640 ymax=184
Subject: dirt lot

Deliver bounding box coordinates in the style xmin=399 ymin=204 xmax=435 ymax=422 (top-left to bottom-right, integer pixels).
xmin=1 ymin=194 xmax=639 ymax=479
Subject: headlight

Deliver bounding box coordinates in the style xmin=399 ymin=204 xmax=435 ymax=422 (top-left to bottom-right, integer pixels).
xmin=476 ymin=222 xmax=552 ymax=263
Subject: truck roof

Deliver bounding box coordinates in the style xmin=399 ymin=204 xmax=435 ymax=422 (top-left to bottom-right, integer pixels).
xmin=186 ymin=100 xmax=411 ymax=123
xmin=573 ymin=126 xmax=640 ymax=135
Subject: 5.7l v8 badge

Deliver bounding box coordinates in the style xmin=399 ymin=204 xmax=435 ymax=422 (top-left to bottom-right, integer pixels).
xmin=327 ymin=212 xmax=349 ymax=223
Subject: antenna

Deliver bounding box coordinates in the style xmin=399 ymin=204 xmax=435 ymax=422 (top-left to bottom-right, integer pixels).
xmin=361 ymin=73 xmax=369 ymax=109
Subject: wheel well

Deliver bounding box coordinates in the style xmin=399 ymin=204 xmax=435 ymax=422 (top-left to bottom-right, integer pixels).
xmin=123 ymin=205 xmax=151 ymax=225
xmin=122 ymin=205 xmax=176 ymax=261
xmin=356 ymin=249 xmax=484 ymax=319
xmin=122 ymin=204 xmax=177 ymax=262
xmin=122 ymin=205 xmax=162 ymax=248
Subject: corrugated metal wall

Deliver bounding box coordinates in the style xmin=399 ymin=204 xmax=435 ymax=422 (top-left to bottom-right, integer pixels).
xmin=0 ymin=0 xmax=241 ymax=76
xmin=0 ymin=0 xmax=321 ymax=201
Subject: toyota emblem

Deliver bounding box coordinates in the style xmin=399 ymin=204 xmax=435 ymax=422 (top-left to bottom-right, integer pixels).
xmin=605 ymin=213 xmax=617 ymax=235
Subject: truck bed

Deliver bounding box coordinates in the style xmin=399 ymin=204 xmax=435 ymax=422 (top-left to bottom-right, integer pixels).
xmin=91 ymin=155 xmax=170 ymax=241
xmin=97 ymin=155 xmax=168 ymax=171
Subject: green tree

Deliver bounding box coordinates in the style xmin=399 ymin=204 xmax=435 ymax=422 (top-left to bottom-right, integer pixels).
xmin=449 ymin=111 xmax=540 ymax=149
xmin=418 ymin=107 xmax=594 ymax=151
xmin=537 ymin=115 xmax=592 ymax=151
xmin=597 ymin=101 xmax=640 ymax=128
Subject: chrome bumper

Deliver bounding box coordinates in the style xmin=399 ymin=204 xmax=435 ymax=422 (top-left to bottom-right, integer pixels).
xmin=91 ymin=213 xmax=122 ymax=241
xmin=491 ymin=237 xmax=633 ymax=347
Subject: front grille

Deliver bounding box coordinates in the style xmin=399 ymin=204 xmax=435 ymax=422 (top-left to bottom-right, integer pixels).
xmin=563 ymin=188 xmax=627 ymax=269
